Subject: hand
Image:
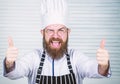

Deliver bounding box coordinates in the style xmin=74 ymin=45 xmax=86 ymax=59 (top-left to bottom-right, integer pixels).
xmin=97 ymin=39 xmax=109 ymax=76
xmin=5 ymin=37 xmax=18 ymax=69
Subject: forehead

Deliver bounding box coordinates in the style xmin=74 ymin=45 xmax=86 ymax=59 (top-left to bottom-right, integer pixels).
xmin=45 ymin=24 xmax=66 ymax=30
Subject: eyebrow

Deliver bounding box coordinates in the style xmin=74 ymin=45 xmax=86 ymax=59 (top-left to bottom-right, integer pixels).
xmin=59 ymin=27 xmax=68 ymax=30
xmin=45 ymin=27 xmax=67 ymax=30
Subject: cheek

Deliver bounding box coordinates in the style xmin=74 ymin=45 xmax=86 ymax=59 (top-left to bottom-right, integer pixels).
xmin=61 ymin=34 xmax=68 ymax=42
xmin=44 ymin=35 xmax=50 ymax=42
xmin=45 ymin=38 xmax=50 ymax=43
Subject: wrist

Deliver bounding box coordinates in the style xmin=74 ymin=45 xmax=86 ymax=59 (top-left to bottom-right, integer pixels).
xmin=98 ymin=61 xmax=110 ymax=76
xmin=5 ymin=58 xmax=15 ymax=73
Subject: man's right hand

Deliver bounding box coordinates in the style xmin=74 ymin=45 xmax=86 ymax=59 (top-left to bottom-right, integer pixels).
xmin=5 ymin=37 xmax=18 ymax=69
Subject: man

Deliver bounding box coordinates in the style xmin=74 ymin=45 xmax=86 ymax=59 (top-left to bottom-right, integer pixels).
xmin=3 ymin=0 xmax=111 ymax=84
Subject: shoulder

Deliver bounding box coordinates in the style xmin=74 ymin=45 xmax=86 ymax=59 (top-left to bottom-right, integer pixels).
xmin=20 ymin=49 xmax=43 ymax=60
xmin=33 ymin=49 xmax=43 ymax=56
xmin=68 ymin=49 xmax=86 ymax=58
xmin=68 ymin=49 xmax=90 ymax=63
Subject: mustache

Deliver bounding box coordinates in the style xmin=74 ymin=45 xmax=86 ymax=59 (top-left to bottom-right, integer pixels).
xmin=49 ymin=37 xmax=63 ymax=43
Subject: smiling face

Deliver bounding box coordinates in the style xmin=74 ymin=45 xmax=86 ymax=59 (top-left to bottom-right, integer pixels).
xmin=41 ymin=24 xmax=70 ymax=59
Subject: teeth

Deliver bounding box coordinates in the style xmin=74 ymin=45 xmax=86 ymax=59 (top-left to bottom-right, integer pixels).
xmin=52 ymin=41 xmax=59 ymax=43
xmin=51 ymin=41 xmax=60 ymax=48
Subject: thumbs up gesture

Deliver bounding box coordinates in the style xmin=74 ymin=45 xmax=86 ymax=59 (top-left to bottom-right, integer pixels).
xmin=97 ymin=39 xmax=109 ymax=76
xmin=5 ymin=37 xmax=18 ymax=69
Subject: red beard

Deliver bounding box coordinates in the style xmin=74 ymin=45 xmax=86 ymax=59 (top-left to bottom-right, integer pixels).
xmin=43 ymin=37 xmax=68 ymax=60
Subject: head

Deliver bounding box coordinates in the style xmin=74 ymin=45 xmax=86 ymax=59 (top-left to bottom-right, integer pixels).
xmin=41 ymin=24 xmax=70 ymax=59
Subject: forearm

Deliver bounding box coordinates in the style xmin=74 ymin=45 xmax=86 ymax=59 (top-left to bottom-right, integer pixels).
xmin=3 ymin=58 xmax=26 ymax=80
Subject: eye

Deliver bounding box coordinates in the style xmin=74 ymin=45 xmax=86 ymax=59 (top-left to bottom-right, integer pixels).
xmin=59 ymin=28 xmax=66 ymax=32
xmin=58 ymin=28 xmax=67 ymax=35
xmin=46 ymin=29 xmax=54 ymax=35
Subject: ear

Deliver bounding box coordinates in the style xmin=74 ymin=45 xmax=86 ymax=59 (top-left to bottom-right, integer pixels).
xmin=67 ymin=28 xmax=71 ymax=35
xmin=40 ymin=29 xmax=44 ymax=36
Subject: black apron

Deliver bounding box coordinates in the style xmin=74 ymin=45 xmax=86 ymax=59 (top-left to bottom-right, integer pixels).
xmin=35 ymin=51 xmax=76 ymax=84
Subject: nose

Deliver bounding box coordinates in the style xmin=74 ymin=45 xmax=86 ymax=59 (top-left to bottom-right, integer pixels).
xmin=52 ymin=31 xmax=59 ymax=38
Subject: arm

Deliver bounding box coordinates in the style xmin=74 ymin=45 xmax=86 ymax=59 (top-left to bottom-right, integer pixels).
xmin=3 ymin=37 xmax=32 ymax=79
xmin=74 ymin=40 xmax=111 ymax=78
xmin=74 ymin=51 xmax=111 ymax=79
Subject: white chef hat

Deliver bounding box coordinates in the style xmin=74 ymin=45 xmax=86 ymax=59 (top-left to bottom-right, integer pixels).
xmin=40 ymin=0 xmax=68 ymax=29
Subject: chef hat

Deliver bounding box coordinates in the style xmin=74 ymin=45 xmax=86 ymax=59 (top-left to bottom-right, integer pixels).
xmin=40 ymin=0 xmax=68 ymax=29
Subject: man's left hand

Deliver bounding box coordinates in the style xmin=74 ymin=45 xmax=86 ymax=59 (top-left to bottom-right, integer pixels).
xmin=97 ymin=39 xmax=109 ymax=76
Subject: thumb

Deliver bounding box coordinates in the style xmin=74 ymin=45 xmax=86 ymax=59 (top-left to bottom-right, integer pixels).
xmin=100 ymin=39 xmax=105 ymax=49
xmin=8 ymin=36 xmax=14 ymax=47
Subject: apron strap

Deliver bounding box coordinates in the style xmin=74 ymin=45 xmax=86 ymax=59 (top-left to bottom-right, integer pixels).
xmin=66 ymin=53 xmax=74 ymax=73
xmin=36 ymin=51 xmax=45 ymax=75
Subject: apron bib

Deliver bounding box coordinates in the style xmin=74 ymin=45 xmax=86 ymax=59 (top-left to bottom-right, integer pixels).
xmin=35 ymin=51 xmax=76 ymax=84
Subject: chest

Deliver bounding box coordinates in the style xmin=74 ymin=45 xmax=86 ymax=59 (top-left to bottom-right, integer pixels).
xmin=41 ymin=56 xmax=70 ymax=76
xmin=35 ymin=53 xmax=77 ymax=84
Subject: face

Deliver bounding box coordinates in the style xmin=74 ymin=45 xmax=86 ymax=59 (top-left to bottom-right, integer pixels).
xmin=41 ymin=24 xmax=70 ymax=59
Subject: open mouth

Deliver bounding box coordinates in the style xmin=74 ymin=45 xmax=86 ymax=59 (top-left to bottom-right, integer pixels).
xmin=50 ymin=41 xmax=61 ymax=48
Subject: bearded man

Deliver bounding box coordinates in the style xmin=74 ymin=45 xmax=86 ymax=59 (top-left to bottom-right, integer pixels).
xmin=3 ymin=0 xmax=111 ymax=84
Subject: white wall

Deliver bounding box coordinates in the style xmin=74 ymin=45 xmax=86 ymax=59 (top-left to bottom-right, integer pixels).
xmin=0 ymin=0 xmax=120 ymax=84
